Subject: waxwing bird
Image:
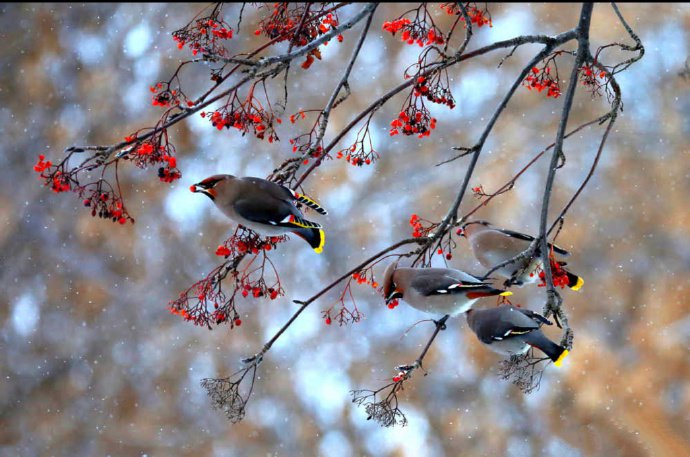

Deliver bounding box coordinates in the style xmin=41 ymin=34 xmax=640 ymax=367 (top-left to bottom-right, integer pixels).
xmin=191 ymin=174 xmax=327 ymax=253
xmin=382 ymin=262 xmax=512 ymax=316
xmin=461 ymin=220 xmax=584 ymax=290
xmin=466 ymin=305 xmax=569 ymax=367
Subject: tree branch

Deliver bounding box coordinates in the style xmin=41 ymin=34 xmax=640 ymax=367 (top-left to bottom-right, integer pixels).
xmin=537 ymin=2 xmax=594 ymax=327
xmin=294 ymin=30 xmax=578 ymax=186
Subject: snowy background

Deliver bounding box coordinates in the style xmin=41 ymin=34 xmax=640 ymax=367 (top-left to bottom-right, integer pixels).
xmin=1 ymin=3 xmax=689 ymax=456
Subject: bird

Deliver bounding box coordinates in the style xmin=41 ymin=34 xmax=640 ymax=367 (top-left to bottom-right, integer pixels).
xmin=382 ymin=262 xmax=512 ymax=316
xmin=460 ymin=220 xmax=584 ymax=290
xmin=465 ymin=305 xmax=569 ymax=367
xmin=190 ymin=174 xmax=327 ymax=253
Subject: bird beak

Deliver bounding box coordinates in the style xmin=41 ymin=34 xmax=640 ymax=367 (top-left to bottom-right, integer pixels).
xmin=190 ymin=183 xmax=216 ymax=199
xmin=385 ymin=289 xmax=403 ymax=304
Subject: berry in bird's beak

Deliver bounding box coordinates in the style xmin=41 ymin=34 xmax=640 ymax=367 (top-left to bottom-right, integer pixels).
xmin=189 ymin=184 xmax=198 ymax=193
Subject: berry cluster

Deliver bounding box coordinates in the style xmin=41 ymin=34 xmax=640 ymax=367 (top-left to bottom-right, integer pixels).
xmin=173 ymin=15 xmax=235 ymax=58
xmin=579 ymin=64 xmax=609 ymax=97
xmin=125 ymin=138 xmax=181 ymax=183
xmin=256 ymin=4 xmax=338 ymax=44
xmin=82 ymin=191 xmax=133 ymax=225
xmin=533 ymin=251 xmax=571 ymax=289
xmin=382 ymin=18 xmax=410 ymax=35
xmin=289 ymin=136 xmax=323 ymax=162
xmin=335 ymin=122 xmax=378 ymax=167
xmin=321 ymin=267 xmax=381 ymax=326
xmin=441 ymin=3 xmax=493 ymax=28
xmin=387 ymin=298 xmax=400 ymax=310
xmin=201 ymin=90 xmax=280 ymax=143
xmin=170 ymin=228 xmax=287 ymax=330
xmin=239 ymin=277 xmax=282 ymax=301
xmin=390 ymin=108 xmax=437 ymax=138
xmin=215 ymin=232 xmax=286 ymax=258
xmin=352 ymin=271 xmax=379 ymax=290
xmin=523 ymin=66 xmax=561 ymax=98
xmin=34 ymin=155 xmax=71 ymax=193
xmin=255 ymin=4 xmax=343 ymax=71
xmin=383 ymin=17 xmax=445 ymax=48
xmin=410 ymin=74 xmax=456 ymax=109
xmin=150 ymin=82 xmax=187 ymax=108
xmin=409 ymin=214 xmax=430 ymax=238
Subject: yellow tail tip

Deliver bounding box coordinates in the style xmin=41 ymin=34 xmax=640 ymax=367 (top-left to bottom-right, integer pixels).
xmin=553 ymin=349 xmax=569 ymax=367
xmin=570 ymin=276 xmax=584 ymax=291
xmin=499 ymin=291 xmax=513 ymax=297
xmin=313 ymin=229 xmax=325 ymax=254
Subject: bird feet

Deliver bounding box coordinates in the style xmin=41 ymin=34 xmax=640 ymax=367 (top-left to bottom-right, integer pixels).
xmin=433 ymin=318 xmax=447 ymax=331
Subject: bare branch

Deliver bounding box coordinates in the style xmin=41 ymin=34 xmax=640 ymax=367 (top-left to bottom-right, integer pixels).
xmin=310 ymin=5 xmax=378 ymax=162
xmin=538 ymin=3 xmax=594 ymax=325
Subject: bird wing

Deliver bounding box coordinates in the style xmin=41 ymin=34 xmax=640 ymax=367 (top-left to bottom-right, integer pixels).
xmin=234 ymin=197 xmax=322 ymax=231
xmin=410 ymin=271 xmax=495 ymax=297
xmin=240 ymin=177 xmax=328 ymax=215
xmin=494 ymin=227 xmax=570 ymax=256
xmin=473 ymin=307 xmax=541 ymax=343
xmin=240 ymin=177 xmax=294 ymax=201
xmin=516 ymin=308 xmax=553 ymax=326
xmin=233 ymin=194 xmax=299 ymax=226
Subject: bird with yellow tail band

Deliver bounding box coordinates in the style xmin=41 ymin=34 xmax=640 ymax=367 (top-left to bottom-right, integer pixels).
xmin=383 ymin=261 xmax=513 ymax=316
xmin=466 ymin=305 xmax=569 ymax=367
xmin=460 ymin=220 xmax=584 ymax=290
xmin=191 ymin=174 xmax=326 ymax=253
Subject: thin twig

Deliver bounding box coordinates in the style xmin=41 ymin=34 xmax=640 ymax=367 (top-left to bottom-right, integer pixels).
xmin=308 ymin=5 xmax=378 ymax=161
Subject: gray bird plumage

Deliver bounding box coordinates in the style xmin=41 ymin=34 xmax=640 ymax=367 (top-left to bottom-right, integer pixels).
xmin=191 ymin=174 xmax=326 ymax=252
xmin=382 ymin=263 xmax=512 ymax=316
xmin=466 ymin=305 xmax=569 ymax=366
xmin=461 ymin=220 xmax=583 ymax=290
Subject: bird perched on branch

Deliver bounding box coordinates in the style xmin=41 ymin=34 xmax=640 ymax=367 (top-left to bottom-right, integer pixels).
xmin=465 ymin=305 xmax=569 ymax=367
xmin=191 ymin=174 xmax=327 ymax=253
xmin=382 ymin=262 xmax=512 ymax=316
xmin=460 ymin=220 xmax=584 ymax=290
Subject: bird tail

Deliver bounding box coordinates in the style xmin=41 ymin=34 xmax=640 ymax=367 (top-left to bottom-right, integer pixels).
xmin=291 ymin=227 xmax=325 ymax=253
xmin=565 ymin=270 xmax=584 ymax=291
xmin=290 ymin=190 xmax=328 ymax=215
xmin=524 ymin=331 xmax=569 ymax=367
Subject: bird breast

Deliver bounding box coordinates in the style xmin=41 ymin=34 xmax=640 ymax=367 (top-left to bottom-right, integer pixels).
xmin=218 ymin=203 xmax=292 ymax=236
xmin=484 ymin=337 xmax=531 ymax=356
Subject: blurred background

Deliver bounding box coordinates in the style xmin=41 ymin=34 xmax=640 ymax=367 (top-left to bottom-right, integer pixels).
xmin=1 ymin=3 xmax=688 ymax=456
